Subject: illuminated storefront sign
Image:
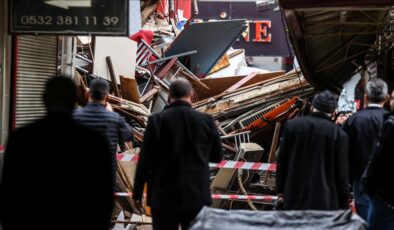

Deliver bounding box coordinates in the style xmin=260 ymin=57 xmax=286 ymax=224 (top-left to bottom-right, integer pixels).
xmin=197 ymin=1 xmax=290 ymax=56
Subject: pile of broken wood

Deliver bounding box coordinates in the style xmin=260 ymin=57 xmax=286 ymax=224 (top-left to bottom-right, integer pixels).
xmin=76 ymin=66 xmax=314 ymax=213
xmin=73 ymin=29 xmax=314 ymax=221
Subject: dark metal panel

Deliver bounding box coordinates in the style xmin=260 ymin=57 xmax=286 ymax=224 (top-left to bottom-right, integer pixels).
xmin=165 ymin=20 xmax=247 ymax=78
xmin=282 ymin=5 xmax=390 ymax=92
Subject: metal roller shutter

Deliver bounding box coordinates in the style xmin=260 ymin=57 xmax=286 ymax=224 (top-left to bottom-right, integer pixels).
xmin=15 ymin=36 xmax=57 ymax=128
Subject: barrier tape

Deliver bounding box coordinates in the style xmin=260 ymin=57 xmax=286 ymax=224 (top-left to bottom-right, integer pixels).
xmin=116 ymin=153 xmax=139 ymax=162
xmin=209 ymin=160 xmax=276 ymax=172
xmin=115 ymin=192 xmax=277 ymax=202
xmin=116 ymin=153 xmax=276 ymax=172
xmin=211 ymin=194 xmax=278 ymax=201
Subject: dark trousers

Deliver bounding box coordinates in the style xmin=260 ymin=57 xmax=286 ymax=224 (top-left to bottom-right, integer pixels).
xmin=152 ymin=208 xmax=201 ymax=230
xmin=353 ymin=180 xmax=370 ymax=221
xmin=368 ymin=197 xmax=394 ymax=230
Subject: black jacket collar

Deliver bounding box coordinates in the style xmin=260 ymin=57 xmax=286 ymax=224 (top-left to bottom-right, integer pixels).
xmin=364 ymin=106 xmax=385 ymax=111
xmin=309 ymin=112 xmax=333 ymax=122
xmin=166 ymin=100 xmax=192 ymax=109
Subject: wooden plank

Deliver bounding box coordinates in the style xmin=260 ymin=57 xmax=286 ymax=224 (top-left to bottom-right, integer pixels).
xmin=192 ymin=71 xmax=285 ymax=100
xmin=268 ymin=122 xmax=282 ymax=163
xmin=140 ymin=85 xmax=161 ymax=104
xmin=105 ymin=56 xmax=121 ymax=97
xmin=120 ymin=75 xmax=141 ymax=103
xmin=141 ymin=2 xmax=158 ymax=26
xmin=155 ymin=58 xmax=177 ymax=79
xmin=224 ymin=72 xmax=259 ymax=93
xmin=108 ymin=95 xmax=151 ymax=116
xmin=209 ymin=54 xmax=230 ymax=74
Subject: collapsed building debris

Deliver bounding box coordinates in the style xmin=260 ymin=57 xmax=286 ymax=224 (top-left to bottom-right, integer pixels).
xmin=72 ymin=10 xmax=316 ymax=220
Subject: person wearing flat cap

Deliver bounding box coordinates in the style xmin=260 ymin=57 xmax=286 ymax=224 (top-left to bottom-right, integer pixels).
xmin=276 ymin=90 xmax=350 ymax=210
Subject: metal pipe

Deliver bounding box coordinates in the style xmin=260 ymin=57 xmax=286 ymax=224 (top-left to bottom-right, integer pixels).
xmin=75 ymin=54 xmax=93 ymax=64
xmin=60 ymin=36 xmax=74 ymax=78
xmin=75 ymin=66 xmax=89 ymax=74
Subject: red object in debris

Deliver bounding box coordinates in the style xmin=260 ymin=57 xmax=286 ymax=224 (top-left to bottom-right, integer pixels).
xmin=156 ymin=0 xmax=166 ymax=16
xmin=129 ymin=30 xmax=156 ymax=63
xmin=156 ymin=0 xmax=191 ymax=19
xmin=129 ymin=30 xmax=154 ymax=45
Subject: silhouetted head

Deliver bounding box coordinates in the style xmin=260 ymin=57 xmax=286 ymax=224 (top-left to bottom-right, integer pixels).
xmin=312 ymin=90 xmax=338 ymax=115
xmin=365 ymin=78 xmax=389 ymax=105
xmin=43 ymin=76 xmax=76 ymax=114
xmin=169 ymin=78 xmax=193 ymax=104
xmin=89 ymin=79 xmax=110 ymax=103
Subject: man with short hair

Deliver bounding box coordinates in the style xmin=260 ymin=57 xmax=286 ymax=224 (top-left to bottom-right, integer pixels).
xmin=362 ymin=90 xmax=394 ymax=229
xmin=132 ymin=79 xmax=223 ymax=230
xmin=0 ymin=77 xmax=114 ymax=229
xmin=344 ymin=78 xmax=389 ymax=220
xmin=277 ymin=90 xmax=349 ymax=210
xmin=73 ymin=79 xmax=133 ymax=177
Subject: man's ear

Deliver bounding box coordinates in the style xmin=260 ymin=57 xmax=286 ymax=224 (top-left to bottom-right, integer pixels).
xmin=364 ymin=94 xmax=369 ymax=107
xmin=85 ymin=90 xmax=90 ymax=101
xmin=384 ymin=95 xmax=390 ymax=104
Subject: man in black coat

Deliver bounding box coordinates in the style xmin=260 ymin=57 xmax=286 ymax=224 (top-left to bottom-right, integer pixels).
xmin=362 ymin=90 xmax=394 ymax=229
xmin=0 ymin=77 xmax=114 ymax=229
xmin=132 ymin=79 xmax=223 ymax=230
xmin=276 ymin=90 xmax=349 ymax=210
xmin=343 ymin=78 xmax=389 ymax=220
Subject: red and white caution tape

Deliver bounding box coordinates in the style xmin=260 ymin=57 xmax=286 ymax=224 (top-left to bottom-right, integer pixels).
xmin=209 ymin=161 xmax=276 ymax=172
xmin=117 ymin=153 xmax=276 ymax=172
xmin=116 ymin=153 xmax=139 ymax=162
xmin=211 ymin=194 xmax=278 ymax=202
xmin=115 ymin=192 xmax=133 ymax=197
xmin=115 ymin=192 xmax=277 ymax=202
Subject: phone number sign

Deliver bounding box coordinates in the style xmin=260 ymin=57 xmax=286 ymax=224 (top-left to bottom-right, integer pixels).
xmin=10 ymin=0 xmax=128 ymax=35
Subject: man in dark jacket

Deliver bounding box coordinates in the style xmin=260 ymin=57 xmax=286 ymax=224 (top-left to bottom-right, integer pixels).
xmin=0 ymin=77 xmax=114 ymax=229
xmin=362 ymin=90 xmax=394 ymax=229
xmin=73 ymin=79 xmax=133 ymax=176
xmin=276 ymin=90 xmax=349 ymax=210
xmin=343 ymin=78 xmax=389 ymax=220
xmin=132 ymin=79 xmax=223 ymax=230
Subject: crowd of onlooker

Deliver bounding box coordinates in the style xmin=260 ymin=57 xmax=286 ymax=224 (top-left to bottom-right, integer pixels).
xmin=277 ymin=78 xmax=394 ymax=230
xmin=0 ymin=76 xmax=393 ymax=230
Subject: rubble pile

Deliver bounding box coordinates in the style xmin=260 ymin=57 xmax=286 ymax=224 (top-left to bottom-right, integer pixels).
xmin=73 ymin=18 xmax=315 ymax=215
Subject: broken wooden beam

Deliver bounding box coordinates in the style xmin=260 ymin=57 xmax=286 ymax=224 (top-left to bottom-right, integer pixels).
xmin=140 ymin=85 xmax=161 ymax=104
xmin=106 ymin=56 xmax=121 ymax=97
xmin=268 ymin=122 xmax=282 ymax=163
